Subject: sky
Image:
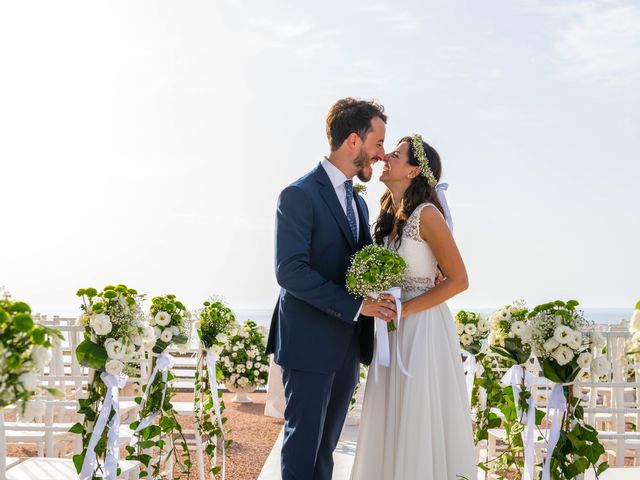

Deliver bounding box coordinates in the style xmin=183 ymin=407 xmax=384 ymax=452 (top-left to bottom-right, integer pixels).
xmin=1 ymin=0 xmax=638 ymax=315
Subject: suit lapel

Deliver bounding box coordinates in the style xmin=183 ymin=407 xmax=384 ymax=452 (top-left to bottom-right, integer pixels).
xmin=354 ymin=194 xmax=373 ymax=245
xmin=315 ymin=165 xmax=357 ymax=250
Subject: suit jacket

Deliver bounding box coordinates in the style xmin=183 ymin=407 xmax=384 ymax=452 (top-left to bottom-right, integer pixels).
xmin=266 ymin=163 xmax=375 ymax=373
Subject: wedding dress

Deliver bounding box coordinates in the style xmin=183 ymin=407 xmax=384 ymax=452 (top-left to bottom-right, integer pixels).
xmin=350 ymin=202 xmax=476 ymax=480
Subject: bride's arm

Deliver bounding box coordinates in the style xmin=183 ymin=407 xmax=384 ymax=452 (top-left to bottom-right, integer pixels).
xmin=401 ymin=206 xmax=468 ymax=317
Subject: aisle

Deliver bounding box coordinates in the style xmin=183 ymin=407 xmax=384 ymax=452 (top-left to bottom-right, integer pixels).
xmin=257 ymin=425 xmax=358 ymax=480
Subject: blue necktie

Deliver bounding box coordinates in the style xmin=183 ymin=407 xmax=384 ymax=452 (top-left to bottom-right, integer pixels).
xmin=344 ymin=180 xmax=358 ymax=243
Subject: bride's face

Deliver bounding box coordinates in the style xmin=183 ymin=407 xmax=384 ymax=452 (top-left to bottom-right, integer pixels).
xmin=380 ymin=141 xmax=420 ymax=186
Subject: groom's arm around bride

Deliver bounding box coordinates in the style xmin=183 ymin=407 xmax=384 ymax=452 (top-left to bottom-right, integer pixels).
xmin=266 ymin=98 xmax=395 ymax=480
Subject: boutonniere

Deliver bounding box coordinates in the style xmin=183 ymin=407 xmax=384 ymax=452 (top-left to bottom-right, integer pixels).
xmin=353 ymin=183 xmax=367 ymax=195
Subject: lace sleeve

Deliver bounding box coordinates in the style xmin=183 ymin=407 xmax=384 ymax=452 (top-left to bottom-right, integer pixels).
xmin=403 ymin=203 xmax=435 ymax=243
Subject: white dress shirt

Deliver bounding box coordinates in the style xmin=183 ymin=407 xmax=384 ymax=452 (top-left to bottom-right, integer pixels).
xmin=321 ymin=158 xmax=363 ymax=321
xmin=321 ymin=158 xmax=360 ymax=241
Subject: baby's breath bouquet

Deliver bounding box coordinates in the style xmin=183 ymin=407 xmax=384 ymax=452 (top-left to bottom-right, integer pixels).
xmin=219 ymin=320 xmax=269 ymax=391
xmin=488 ymin=300 xmax=532 ymax=365
xmin=194 ymin=298 xmax=236 ymax=478
xmin=455 ymin=310 xmax=489 ymax=355
xmin=0 ymin=290 xmax=62 ymax=409
xmin=346 ymin=245 xmax=407 ymax=331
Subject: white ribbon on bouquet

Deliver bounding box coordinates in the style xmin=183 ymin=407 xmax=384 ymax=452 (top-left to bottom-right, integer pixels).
xmin=501 ymin=365 xmax=538 ymax=480
xmin=542 ymin=382 xmax=568 ymax=480
xmin=204 ymin=348 xmax=226 ymax=480
xmin=79 ymin=372 xmax=128 ymax=480
xmin=463 ymin=354 xmax=485 ymax=407
xmin=372 ymin=286 xmax=409 ymax=383
xmin=130 ymin=351 xmax=175 ymax=443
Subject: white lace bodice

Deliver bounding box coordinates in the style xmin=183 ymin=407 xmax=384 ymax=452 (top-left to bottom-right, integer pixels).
xmin=385 ymin=203 xmax=441 ymax=300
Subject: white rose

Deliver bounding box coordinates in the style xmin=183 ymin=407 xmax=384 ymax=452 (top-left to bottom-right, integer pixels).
xmin=155 ymin=311 xmax=172 ymax=327
xmin=554 ymin=326 xmax=573 ymax=345
xmin=105 ymin=338 xmax=126 ymax=360
xmin=90 ymin=314 xmax=112 ymax=336
xmin=510 ymin=321 xmax=525 ymax=337
xmin=478 ymin=319 xmax=490 ymax=333
xmin=19 ymin=372 xmax=40 ymax=391
xmin=591 ymin=356 xmax=612 ymax=377
xmin=233 ymin=346 xmax=239 ymax=351
xmin=131 ymin=333 xmax=143 ymax=347
xmin=105 ymin=359 xmax=124 ymax=376
xmin=629 ymin=310 xmax=640 ymax=333
xmin=544 ymin=337 xmax=560 ymax=352
xmin=211 ymin=344 xmax=223 ymax=356
xmin=254 ymin=369 xmax=260 ymax=376
xmin=238 ymin=376 xmax=249 ymax=387
xmin=464 ymin=323 xmax=477 ymax=335
xmin=591 ymin=331 xmax=606 ymax=349
xmin=216 ymin=333 xmax=228 ymax=343
xmin=248 ymin=350 xmax=256 ymax=358
xmin=577 ymin=352 xmax=593 ymax=369
xmin=246 ymin=361 xmax=253 ymax=369
xmin=567 ymin=331 xmax=583 ymax=351
xmin=231 ymin=352 xmax=237 ymax=358
xmin=552 ymin=346 xmax=574 ymax=366
xmin=460 ymin=333 xmax=473 ymax=346
xmin=160 ymin=329 xmax=173 ymax=343
xmin=154 ymin=327 xmax=162 ymax=339
xmin=31 ymin=346 xmax=52 ymax=371
xmin=455 ymin=322 xmax=464 ymax=335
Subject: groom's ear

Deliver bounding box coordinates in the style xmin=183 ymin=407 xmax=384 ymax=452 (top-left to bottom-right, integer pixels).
xmin=347 ymin=132 xmax=361 ymax=150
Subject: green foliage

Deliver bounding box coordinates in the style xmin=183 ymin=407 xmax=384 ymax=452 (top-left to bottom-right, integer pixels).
xmin=197 ymin=298 xmax=236 ymax=348
xmin=346 ymin=245 xmax=407 ymax=298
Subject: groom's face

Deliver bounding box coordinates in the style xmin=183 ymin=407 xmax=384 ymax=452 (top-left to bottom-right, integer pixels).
xmin=355 ymin=116 xmax=386 ymax=182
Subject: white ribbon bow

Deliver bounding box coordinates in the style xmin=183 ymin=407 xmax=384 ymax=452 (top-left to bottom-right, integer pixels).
xmin=372 ymin=286 xmax=409 ymax=383
xmin=501 ymin=365 xmax=538 ymax=480
xmin=464 ymin=354 xmax=485 ymax=407
xmin=542 ymin=383 xmax=567 ymax=480
xmin=435 ymin=183 xmax=453 ymax=231
xmin=131 ymin=351 xmax=175 ymax=443
xmin=205 ymin=348 xmax=226 ymax=480
xmin=79 ymin=372 xmax=128 ymax=480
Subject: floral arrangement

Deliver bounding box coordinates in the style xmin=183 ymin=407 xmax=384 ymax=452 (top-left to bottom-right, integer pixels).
xmin=147 ymin=294 xmax=191 ymax=353
xmin=488 ymin=300 xmax=532 ymax=365
xmin=72 ymin=284 xmax=147 ymax=478
xmin=353 ymin=183 xmax=367 ymax=195
xmin=455 ymin=310 xmax=489 ymax=355
xmin=194 ymin=298 xmax=236 ymax=477
xmin=626 ymin=300 xmax=640 ymax=366
xmin=527 ymin=300 xmax=609 ymax=479
xmin=218 ymin=320 xmax=269 ymax=390
xmin=0 ymin=290 xmax=61 ymax=409
xmin=346 ymin=245 xmax=407 ymax=331
xmin=126 ymin=294 xmax=193 ymax=479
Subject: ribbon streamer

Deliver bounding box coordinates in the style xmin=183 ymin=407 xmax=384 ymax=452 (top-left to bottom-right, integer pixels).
xmin=131 ymin=352 xmax=175 ymax=442
xmin=542 ymin=383 xmax=567 ymax=480
xmin=501 ymin=365 xmax=537 ymax=480
xmin=205 ymin=348 xmax=226 ymax=480
xmin=435 ymin=183 xmax=453 ymax=231
xmin=463 ymin=354 xmax=485 ymax=407
xmin=79 ymin=372 xmax=128 ymax=480
xmin=372 ymin=287 xmax=409 ymax=383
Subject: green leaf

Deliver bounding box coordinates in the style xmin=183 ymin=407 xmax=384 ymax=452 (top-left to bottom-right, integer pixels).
xmin=13 ymin=313 xmax=34 ymax=331
xmin=73 ymin=454 xmax=84 ymax=473
xmin=69 ymin=423 xmax=84 ymax=434
xmin=75 ymin=339 xmax=108 ymax=370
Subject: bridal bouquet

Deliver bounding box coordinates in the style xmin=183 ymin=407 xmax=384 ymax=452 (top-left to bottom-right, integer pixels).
xmin=455 ymin=310 xmax=489 ymax=355
xmin=218 ymin=320 xmax=269 ymax=390
xmin=194 ymin=298 xmax=236 ymax=477
xmin=626 ymin=301 xmax=640 ymax=366
xmin=346 ymin=245 xmax=407 ymax=331
xmin=527 ymin=300 xmax=610 ymax=479
xmin=73 ymin=284 xmax=146 ymax=478
xmin=488 ymin=300 xmax=532 ymax=365
xmin=127 ymin=294 xmax=193 ymax=479
xmin=0 ymin=291 xmax=61 ymax=409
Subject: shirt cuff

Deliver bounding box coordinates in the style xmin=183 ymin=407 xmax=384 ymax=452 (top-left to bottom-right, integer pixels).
xmin=353 ymin=301 xmax=363 ymax=322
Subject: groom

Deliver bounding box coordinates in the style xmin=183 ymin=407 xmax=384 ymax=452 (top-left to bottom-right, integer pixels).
xmin=266 ymin=98 xmax=397 ymax=480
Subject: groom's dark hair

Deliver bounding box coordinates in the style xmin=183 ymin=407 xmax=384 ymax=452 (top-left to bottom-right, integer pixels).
xmin=326 ymin=98 xmax=387 ymax=151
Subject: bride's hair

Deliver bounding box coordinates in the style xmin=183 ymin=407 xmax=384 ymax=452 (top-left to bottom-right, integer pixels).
xmin=373 ymin=136 xmax=444 ymax=247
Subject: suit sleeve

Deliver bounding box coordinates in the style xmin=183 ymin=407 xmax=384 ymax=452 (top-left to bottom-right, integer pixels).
xmin=275 ymin=185 xmax=361 ymax=324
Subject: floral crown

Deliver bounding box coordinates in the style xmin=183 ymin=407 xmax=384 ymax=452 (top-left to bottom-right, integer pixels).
xmin=411 ymin=134 xmax=438 ymax=188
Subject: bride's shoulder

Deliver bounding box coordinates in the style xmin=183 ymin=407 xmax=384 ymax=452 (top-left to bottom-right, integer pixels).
xmin=417 ymin=203 xmax=448 ymax=239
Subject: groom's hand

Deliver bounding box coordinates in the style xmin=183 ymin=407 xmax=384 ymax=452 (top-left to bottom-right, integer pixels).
xmin=361 ymin=295 xmax=397 ymax=321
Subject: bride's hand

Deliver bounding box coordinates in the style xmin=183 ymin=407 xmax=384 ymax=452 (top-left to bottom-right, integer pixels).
xmin=361 ymin=295 xmax=397 ymax=321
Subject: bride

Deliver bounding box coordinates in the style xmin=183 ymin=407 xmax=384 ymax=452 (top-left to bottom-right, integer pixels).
xmin=350 ymin=135 xmax=476 ymax=480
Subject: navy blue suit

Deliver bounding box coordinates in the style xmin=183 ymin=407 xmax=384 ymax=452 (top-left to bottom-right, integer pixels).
xmin=266 ymin=162 xmax=374 ymax=480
